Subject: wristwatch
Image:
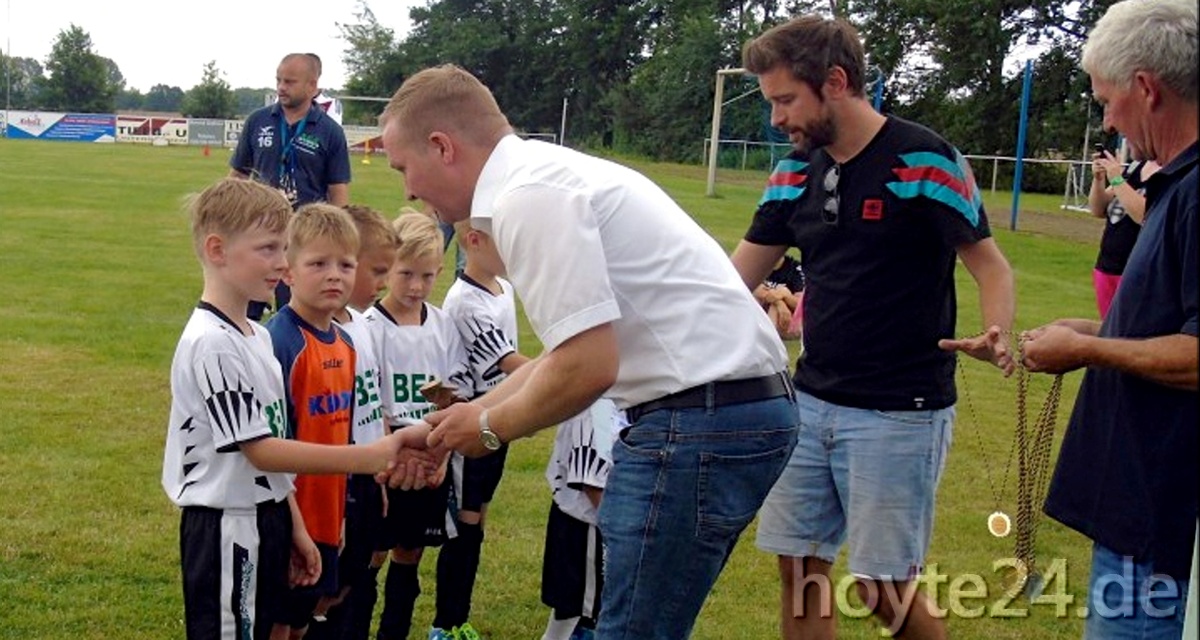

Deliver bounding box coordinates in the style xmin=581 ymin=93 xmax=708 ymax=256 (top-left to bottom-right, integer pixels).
xmin=478 ymin=409 xmax=502 ymax=451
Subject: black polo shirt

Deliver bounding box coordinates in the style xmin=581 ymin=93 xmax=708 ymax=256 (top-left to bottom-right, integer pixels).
xmin=1044 ymin=143 xmax=1198 ymax=580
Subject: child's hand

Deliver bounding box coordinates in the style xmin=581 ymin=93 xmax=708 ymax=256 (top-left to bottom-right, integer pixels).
xmin=289 ymin=528 xmax=321 ymax=587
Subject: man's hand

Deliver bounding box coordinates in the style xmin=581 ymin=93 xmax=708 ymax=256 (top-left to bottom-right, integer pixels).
xmin=426 ymin=402 xmax=492 ymax=459
xmin=938 ymin=325 xmax=1015 ymax=376
xmin=372 ymin=424 xmax=447 ymax=490
xmin=1021 ymin=324 xmax=1088 ymax=374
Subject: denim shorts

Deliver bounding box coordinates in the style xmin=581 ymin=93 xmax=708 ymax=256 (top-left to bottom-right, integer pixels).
xmin=756 ymin=389 xmax=954 ymax=580
xmin=1084 ymin=543 xmax=1189 ymax=639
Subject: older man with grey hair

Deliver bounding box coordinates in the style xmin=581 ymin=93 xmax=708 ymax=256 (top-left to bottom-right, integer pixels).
xmin=1022 ymin=0 xmax=1197 ymax=637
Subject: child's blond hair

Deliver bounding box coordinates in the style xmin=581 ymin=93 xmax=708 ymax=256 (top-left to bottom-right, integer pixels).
xmin=344 ymin=204 xmax=400 ymax=255
xmin=187 ymin=178 xmax=291 ymax=259
xmin=393 ymin=209 xmax=444 ymax=263
xmin=288 ymin=203 xmax=360 ymax=259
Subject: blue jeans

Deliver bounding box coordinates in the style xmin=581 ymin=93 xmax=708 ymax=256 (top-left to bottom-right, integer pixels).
xmin=1084 ymin=543 xmax=1189 ymax=639
xmin=756 ymin=390 xmax=954 ymax=579
xmin=595 ymin=395 xmax=798 ymax=639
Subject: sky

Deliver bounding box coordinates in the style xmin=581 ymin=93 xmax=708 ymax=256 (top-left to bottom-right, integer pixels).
xmin=3 ymin=0 xmax=423 ymax=93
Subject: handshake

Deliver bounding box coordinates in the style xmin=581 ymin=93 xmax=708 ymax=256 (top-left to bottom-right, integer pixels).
xmin=370 ymin=378 xmax=465 ymax=490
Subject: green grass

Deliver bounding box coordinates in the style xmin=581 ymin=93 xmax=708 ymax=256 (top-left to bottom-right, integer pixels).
xmin=0 ymin=138 xmax=1101 ymax=638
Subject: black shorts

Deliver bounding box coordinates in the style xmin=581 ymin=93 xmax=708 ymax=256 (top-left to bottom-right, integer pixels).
xmin=459 ymin=443 xmax=510 ymax=513
xmin=277 ymin=543 xmax=340 ymax=628
xmin=180 ymin=499 xmax=291 ymax=640
xmin=340 ymin=474 xmax=386 ymax=585
xmin=378 ymin=481 xmax=451 ymax=551
xmin=541 ymin=501 xmax=604 ymax=620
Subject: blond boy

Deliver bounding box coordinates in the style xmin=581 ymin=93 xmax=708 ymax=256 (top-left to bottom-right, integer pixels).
xmin=162 ymin=179 xmax=421 ymax=640
xmin=363 ymin=211 xmax=469 ymax=640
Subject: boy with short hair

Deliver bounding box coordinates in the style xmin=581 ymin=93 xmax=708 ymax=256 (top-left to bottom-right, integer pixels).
xmin=433 ymin=219 xmax=531 ymax=639
xmin=313 ymin=204 xmax=408 ymax=640
xmin=266 ymin=203 xmax=370 ymax=639
xmin=364 ymin=210 xmax=471 ymax=640
xmin=162 ymin=179 xmax=418 ymax=640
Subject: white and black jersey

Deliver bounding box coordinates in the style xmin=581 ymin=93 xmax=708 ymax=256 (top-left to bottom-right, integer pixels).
xmin=363 ymin=301 xmax=471 ymax=427
xmin=442 ymin=275 xmax=519 ymax=399
xmin=162 ymin=303 xmax=293 ymax=509
xmin=338 ymin=307 xmax=387 ymax=445
xmin=547 ymin=398 xmax=624 ymax=525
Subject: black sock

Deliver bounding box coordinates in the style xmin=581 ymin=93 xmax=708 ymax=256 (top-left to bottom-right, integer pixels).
xmin=342 ymin=564 xmax=381 ymax=640
xmin=377 ymin=561 xmax=419 ymax=640
xmin=433 ymin=521 xmax=484 ymax=629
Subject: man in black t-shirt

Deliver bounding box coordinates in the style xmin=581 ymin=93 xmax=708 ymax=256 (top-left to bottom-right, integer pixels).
xmin=731 ymin=15 xmax=1015 ymax=639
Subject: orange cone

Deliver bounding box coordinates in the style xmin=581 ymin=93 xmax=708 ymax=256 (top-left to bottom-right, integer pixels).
xmin=202 ymin=145 xmax=211 ymax=157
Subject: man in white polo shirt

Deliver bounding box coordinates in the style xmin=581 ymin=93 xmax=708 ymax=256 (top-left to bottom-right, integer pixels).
xmin=378 ymin=64 xmax=799 ymax=639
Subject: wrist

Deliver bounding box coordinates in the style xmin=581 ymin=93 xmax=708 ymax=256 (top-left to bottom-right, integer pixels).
xmin=1108 ymin=175 xmax=1126 ymax=187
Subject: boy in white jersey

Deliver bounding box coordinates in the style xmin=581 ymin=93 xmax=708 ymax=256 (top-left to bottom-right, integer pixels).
xmin=161 ymin=179 xmax=424 ymax=640
xmin=363 ymin=210 xmax=470 ymax=640
xmin=318 ymin=204 xmax=441 ymax=640
xmin=434 ymin=220 xmax=532 ymax=638
xmin=541 ymin=399 xmax=623 ymax=640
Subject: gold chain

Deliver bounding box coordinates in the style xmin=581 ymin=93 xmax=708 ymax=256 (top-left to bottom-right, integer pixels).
xmin=956 ymin=329 xmax=1064 ymax=576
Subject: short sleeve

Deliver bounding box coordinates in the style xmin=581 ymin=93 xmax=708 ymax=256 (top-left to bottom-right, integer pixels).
xmin=887 ymin=147 xmax=992 ymax=248
xmin=192 ymin=350 xmax=276 ymax=452
xmin=450 ymin=296 xmax=517 ymax=384
xmin=325 ymin=126 xmax=351 ymax=185
xmin=744 ymin=157 xmax=809 ymax=247
xmin=492 ymin=185 xmax=621 ymax=351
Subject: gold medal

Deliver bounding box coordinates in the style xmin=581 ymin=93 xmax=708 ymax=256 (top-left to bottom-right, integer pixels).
xmin=988 ymin=511 xmax=1012 ymax=538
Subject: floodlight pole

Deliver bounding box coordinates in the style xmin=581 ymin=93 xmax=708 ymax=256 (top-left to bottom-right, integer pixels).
xmin=559 ymin=95 xmax=567 ymax=145
xmin=4 ymin=0 xmax=11 ymax=137
xmin=706 ymin=67 xmax=745 ymax=197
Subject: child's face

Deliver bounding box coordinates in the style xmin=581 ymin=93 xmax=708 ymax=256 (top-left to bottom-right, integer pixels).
xmin=349 ymin=245 xmax=396 ymax=311
xmin=384 ymin=252 xmax=442 ymax=312
xmin=218 ymin=225 xmax=287 ymax=304
xmin=284 ymin=237 xmax=358 ymax=319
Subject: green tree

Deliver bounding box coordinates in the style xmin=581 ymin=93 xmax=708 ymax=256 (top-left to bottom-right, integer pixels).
xmin=1 ymin=54 xmax=45 ymax=110
xmin=40 ymin=25 xmax=116 ymax=113
xmin=115 ymin=88 xmax=144 ymax=111
xmin=181 ymin=61 xmax=236 ymax=118
xmin=143 ymin=84 xmax=185 ymax=113
xmin=233 ymin=87 xmax=272 ymax=117
xmin=337 ymin=2 xmax=407 ymax=125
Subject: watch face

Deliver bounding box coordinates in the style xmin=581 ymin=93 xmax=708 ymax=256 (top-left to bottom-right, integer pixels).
xmin=480 ymin=429 xmax=502 ymax=451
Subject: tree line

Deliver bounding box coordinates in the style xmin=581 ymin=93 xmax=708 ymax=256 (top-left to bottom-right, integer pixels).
xmin=1 ymin=25 xmax=266 ymax=119
xmin=4 ymin=1 xmax=1117 ymax=192
xmin=336 ymin=0 xmax=1114 ymax=190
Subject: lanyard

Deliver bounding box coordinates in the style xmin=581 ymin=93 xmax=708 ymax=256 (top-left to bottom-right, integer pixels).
xmin=278 ymin=112 xmax=309 ymax=180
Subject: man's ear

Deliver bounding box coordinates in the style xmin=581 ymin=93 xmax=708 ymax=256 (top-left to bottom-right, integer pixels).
xmin=429 ymin=131 xmax=455 ymax=164
xmin=824 ymin=65 xmax=850 ymax=99
xmin=1132 ymin=71 xmax=1161 ymax=110
xmin=203 ymin=234 xmax=225 ymax=265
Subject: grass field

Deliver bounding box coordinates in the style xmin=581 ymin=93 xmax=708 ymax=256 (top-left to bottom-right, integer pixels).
xmin=0 ymin=138 xmax=1106 ymax=639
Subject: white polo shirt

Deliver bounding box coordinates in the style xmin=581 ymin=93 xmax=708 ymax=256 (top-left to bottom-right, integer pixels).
xmin=470 ymin=135 xmax=787 ymax=407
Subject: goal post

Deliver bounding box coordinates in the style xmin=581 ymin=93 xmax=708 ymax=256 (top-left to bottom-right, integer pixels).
xmin=706 ymin=67 xmax=747 ymax=197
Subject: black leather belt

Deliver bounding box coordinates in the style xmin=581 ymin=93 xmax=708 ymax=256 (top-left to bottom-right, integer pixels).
xmin=627 ymin=372 xmax=793 ymax=422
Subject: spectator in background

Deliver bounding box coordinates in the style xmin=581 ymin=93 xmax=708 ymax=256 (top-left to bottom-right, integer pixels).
xmin=230 ymin=52 xmax=351 ymax=319
xmin=1088 ymin=146 xmax=1159 ymax=318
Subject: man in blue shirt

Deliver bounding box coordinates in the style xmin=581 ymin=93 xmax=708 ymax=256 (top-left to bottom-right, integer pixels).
xmin=230 ymin=52 xmax=351 ymax=318
xmin=1023 ymin=1 xmax=1197 ymax=637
